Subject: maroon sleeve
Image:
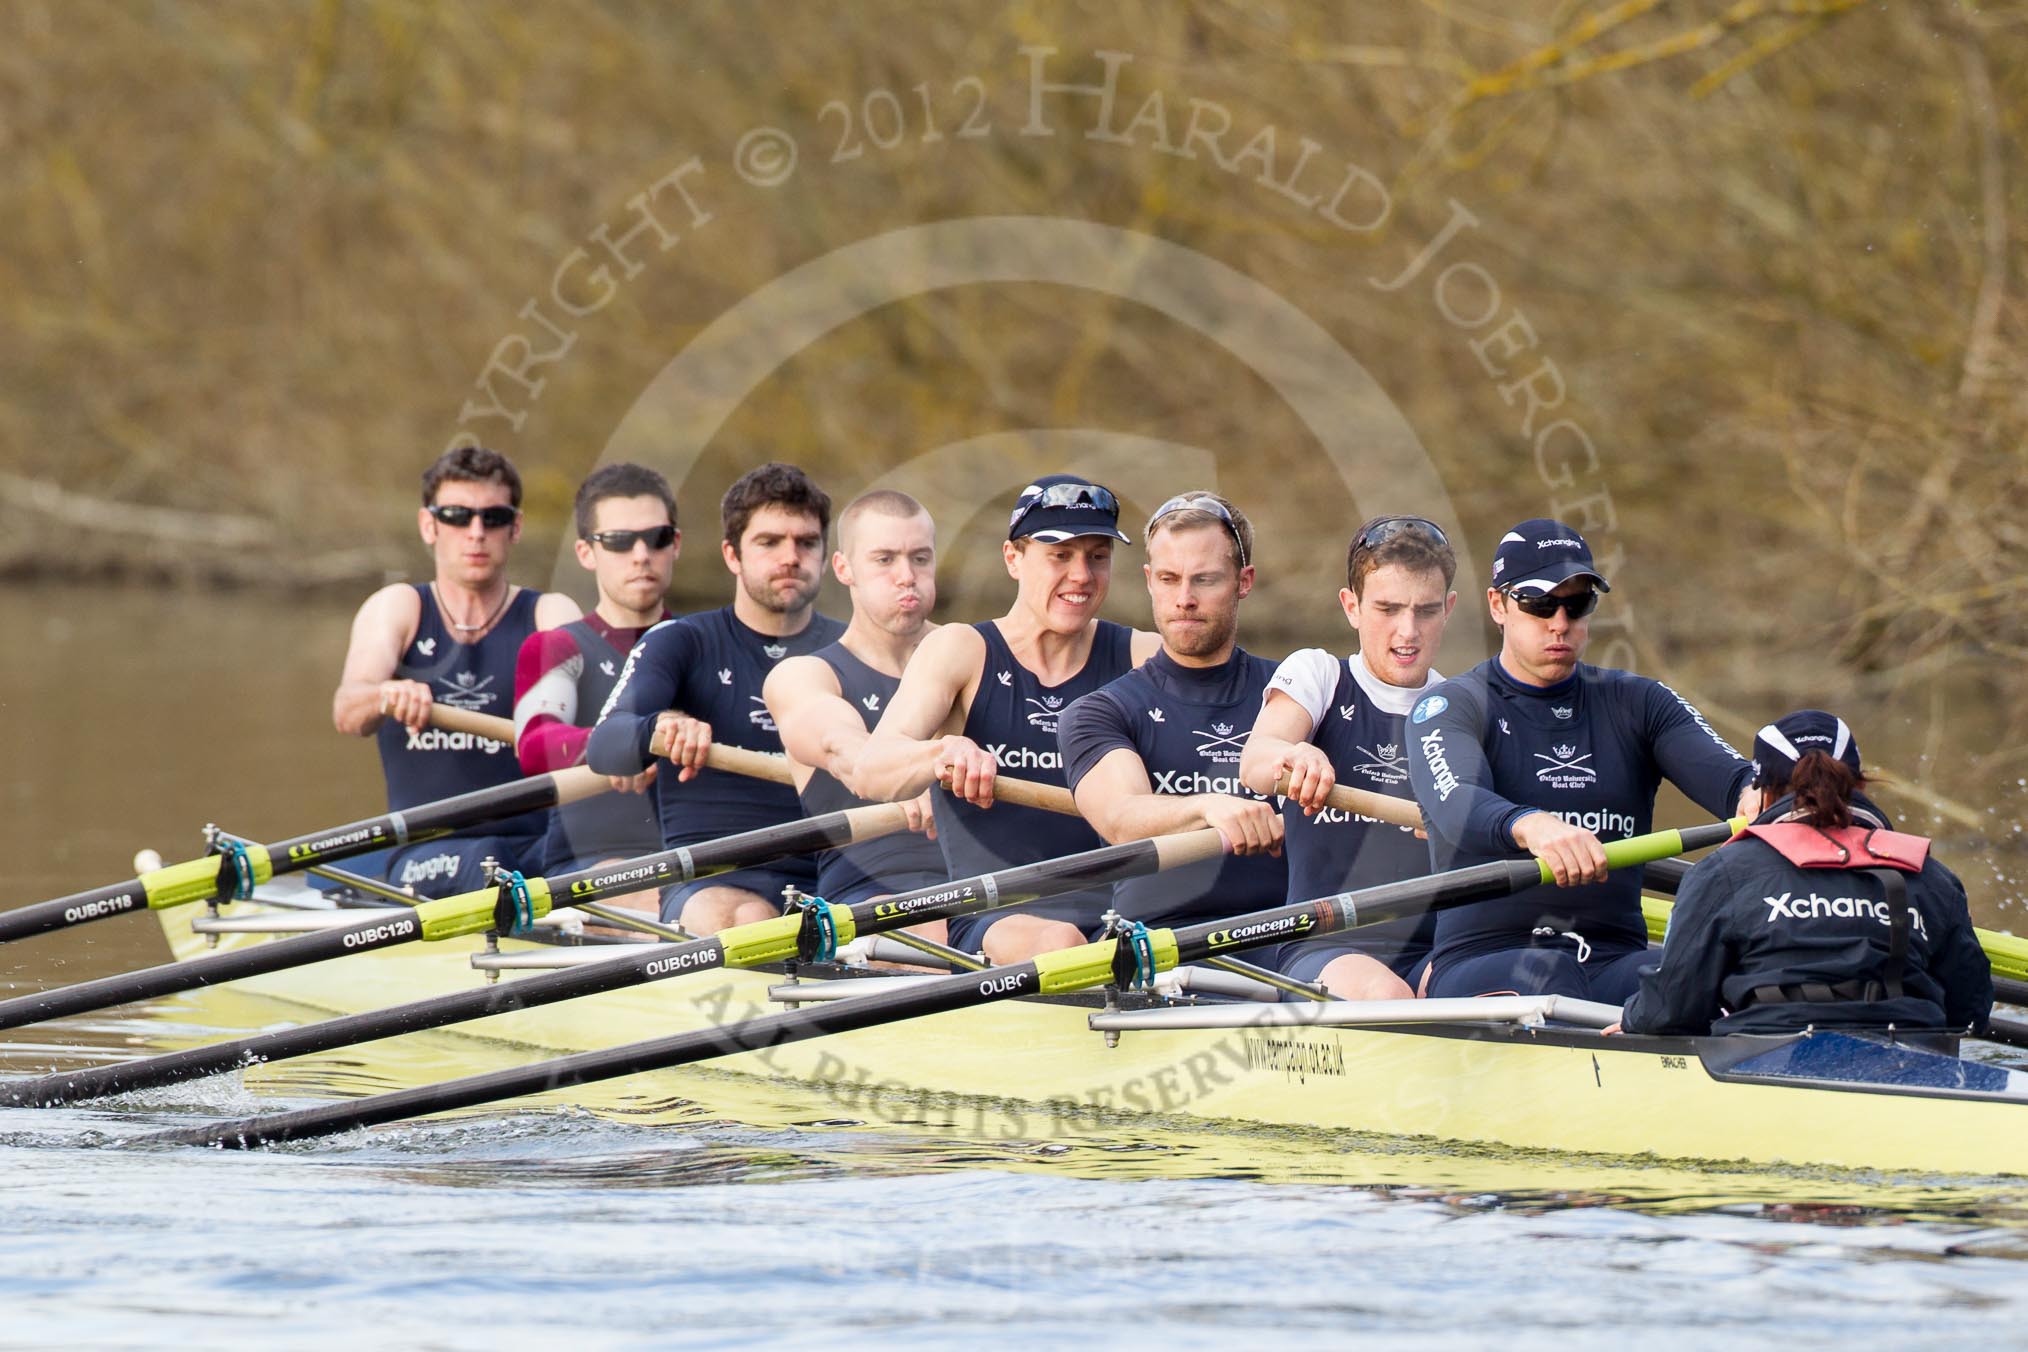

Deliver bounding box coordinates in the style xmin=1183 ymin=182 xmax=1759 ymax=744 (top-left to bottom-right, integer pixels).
xmin=514 ymin=629 xmax=592 ymax=775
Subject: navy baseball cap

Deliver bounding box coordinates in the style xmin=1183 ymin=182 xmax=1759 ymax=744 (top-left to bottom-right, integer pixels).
xmin=1006 ymin=474 xmax=1131 ymax=544
xmin=1752 ymin=709 xmax=1861 ymax=786
xmin=1490 ymin=518 xmax=1611 ymax=594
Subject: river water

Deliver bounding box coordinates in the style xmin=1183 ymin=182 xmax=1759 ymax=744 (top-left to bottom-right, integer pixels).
xmin=3 ymin=581 xmax=2028 ymax=1347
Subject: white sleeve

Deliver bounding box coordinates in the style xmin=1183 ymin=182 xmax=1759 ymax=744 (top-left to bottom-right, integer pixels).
xmin=514 ymin=650 xmax=584 ymax=739
xmin=1259 ymin=649 xmax=1342 ymax=737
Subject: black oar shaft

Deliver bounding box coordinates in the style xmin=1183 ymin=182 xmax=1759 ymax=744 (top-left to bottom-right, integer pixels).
xmin=0 ymin=876 xmax=190 ymax=944
xmin=0 ymin=911 xmax=428 ymax=1032
xmin=157 ymin=957 xmax=1022 ymax=1148
xmin=11 ymin=832 xmax=1211 ymax=1106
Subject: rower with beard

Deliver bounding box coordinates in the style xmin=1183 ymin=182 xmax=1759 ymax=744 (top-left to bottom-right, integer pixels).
xmin=1238 ymin=517 xmax=1458 ymax=998
xmin=855 ymin=475 xmax=1159 ymax=964
xmin=1056 ymin=492 xmax=1285 ymax=935
xmin=586 ymin=463 xmax=844 ymax=934
xmin=333 ymin=446 xmax=581 ymax=896
xmin=511 ymin=463 xmax=679 ymax=911
xmin=1405 ymin=519 xmax=1754 ymax=1004
xmin=762 ymin=490 xmax=947 ymax=933
xmin=1618 ymin=709 xmax=1991 ymax=1037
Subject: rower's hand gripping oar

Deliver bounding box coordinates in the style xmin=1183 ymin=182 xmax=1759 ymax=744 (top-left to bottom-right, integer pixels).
xmin=660 ymin=727 xmax=1082 ymax=816
xmin=1267 ymin=772 xmax=1421 ymax=832
xmin=0 ymin=801 xmax=908 ymax=1034
xmin=0 ymin=765 xmax=610 ymax=947
xmin=7 ymin=830 xmax=1225 ymax=1107
xmin=155 ymin=820 xmax=1735 ymax=1149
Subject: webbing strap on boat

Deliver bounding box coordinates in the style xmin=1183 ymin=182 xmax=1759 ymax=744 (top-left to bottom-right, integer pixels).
xmin=496 ymin=870 xmax=536 ymax=935
xmin=1864 ymin=866 xmax=1910 ymax=1000
xmin=214 ymin=839 xmax=258 ymax=901
xmin=794 ymin=895 xmax=838 ymax=964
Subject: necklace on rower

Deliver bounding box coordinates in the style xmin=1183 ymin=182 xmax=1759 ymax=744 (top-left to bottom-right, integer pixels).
xmin=434 ymin=582 xmax=512 ymax=634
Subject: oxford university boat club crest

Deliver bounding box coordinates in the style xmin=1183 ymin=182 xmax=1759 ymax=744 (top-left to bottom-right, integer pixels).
xmin=435 ymin=670 xmax=496 ymax=711
xmin=1025 ymin=693 xmax=1066 ymax=732
xmin=1351 ymin=741 xmax=1409 ymax=785
xmin=1533 ymin=742 xmax=1597 ymax=789
xmin=1193 ymin=722 xmax=1247 ymax=764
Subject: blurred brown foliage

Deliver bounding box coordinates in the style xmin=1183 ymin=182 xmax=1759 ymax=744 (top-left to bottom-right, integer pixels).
xmin=2 ymin=0 xmax=2024 ymax=837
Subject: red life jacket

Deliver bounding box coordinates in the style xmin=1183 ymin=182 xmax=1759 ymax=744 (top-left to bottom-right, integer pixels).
xmin=1735 ymin=823 xmax=1930 ymax=874
xmin=1728 ymin=822 xmax=1932 ymax=1008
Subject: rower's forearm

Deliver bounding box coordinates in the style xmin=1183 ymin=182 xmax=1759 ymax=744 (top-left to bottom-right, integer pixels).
xmin=850 ymin=735 xmax=939 ymax=802
xmin=332 ymin=683 xmax=386 ymax=737
xmin=1237 ymin=735 xmax=1298 ymax=796
xmin=585 ymin=713 xmax=655 ymax=776
xmin=1080 ymin=792 xmax=1220 ymax=846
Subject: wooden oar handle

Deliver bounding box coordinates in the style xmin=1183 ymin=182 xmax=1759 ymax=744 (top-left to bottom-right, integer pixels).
xmin=551 ymin=765 xmax=614 ymax=805
xmin=663 ymin=725 xmax=1077 ymax=815
xmin=1151 ymin=827 xmax=1231 ymax=870
xmin=643 ymin=725 xmax=797 ymax=785
xmin=705 ymin=743 xmax=794 ymax=784
xmin=428 ymin=705 xmax=516 ymax=742
xmin=991 ymin=776 xmax=1077 ymax=815
xmin=425 ymin=707 xmax=613 ymax=804
xmin=1270 ymin=772 xmax=1423 ymax=831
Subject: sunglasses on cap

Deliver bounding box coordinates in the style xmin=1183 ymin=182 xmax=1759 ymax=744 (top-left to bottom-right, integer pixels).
xmin=585 ymin=525 xmax=678 ymax=552
xmin=1352 ymin=516 xmax=1449 ymax=553
xmin=1503 ymin=587 xmax=1601 ymax=620
xmin=428 ymin=503 xmax=520 ymax=530
xmin=1008 ymin=481 xmax=1120 ymax=534
xmin=1147 ymin=493 xmax=1248 ymax=568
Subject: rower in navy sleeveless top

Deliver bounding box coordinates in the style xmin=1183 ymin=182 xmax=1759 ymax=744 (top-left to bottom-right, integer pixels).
xmin=765 ymin=491 xmax=946 ymax=922
xmin=1620 ymin=710 xmax=1991 ymax=1037
xmin=1241 ymin=516 xmax=1459 ymax=998
xmin=1406 ymin=520 xmax=1753 ymax=1005
xmin=858 ymin=474 xmax=1160 ymax=965
xmin=588 ymin=464 xmax=842 ymax=934
xmin=333 ymin=446 xmax=580 ymax=897
xmin=513 ymin=464 xmax=679 ymax=917
xmin=1059 ymin=492 xmax=1286 ymax=933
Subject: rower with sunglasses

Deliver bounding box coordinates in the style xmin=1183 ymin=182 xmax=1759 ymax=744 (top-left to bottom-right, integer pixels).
xmin=511 ymin=463 xmax=680 ymax=900
xmin=1404 ymin=519 xmax=1753 ymax=1004
xmin=587 ymin=462 xmax=844 ymax=935
xmin=1057 ymin=492 xmax=1287 ymax=932
xmin=1238 ymin=515 xmax=1458 ymax=999
xmin=856 ymin=474 xmax=1160 ymax=964
xmin=333 ymin=445 xmax=582 ymax=895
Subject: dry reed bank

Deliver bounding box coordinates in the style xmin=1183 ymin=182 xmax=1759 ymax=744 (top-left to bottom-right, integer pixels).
xmin=2 ymin=0 xmax=2023 ymax=851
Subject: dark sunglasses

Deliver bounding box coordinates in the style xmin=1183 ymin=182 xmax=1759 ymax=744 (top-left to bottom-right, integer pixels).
xmin=585 ymin=525 xmax=678 ymax=552
xmin=1352 ymin=515 xmax=1449 ymax=553
xmin=1147 ymin=493 xmax=1248 ymax=568
xmin=428 ymin=503 xmax=520 ymax=530
xmin=1008 ymin=481 xmax=1120 ymax=535
xmin=1504 ymin=587 xmax=1600 ymax=620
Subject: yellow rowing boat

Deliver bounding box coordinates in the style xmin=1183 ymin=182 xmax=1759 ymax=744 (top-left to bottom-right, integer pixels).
xmin=145 ymin=888 xmax=2028 ymax=1179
